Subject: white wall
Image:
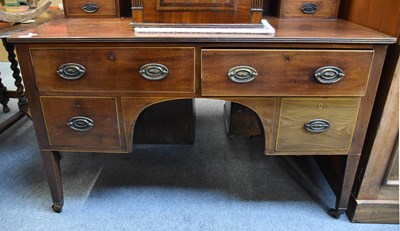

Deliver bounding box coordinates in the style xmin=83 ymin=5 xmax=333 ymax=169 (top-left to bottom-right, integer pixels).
xmin=51 ymin=0 xmax=63 ymax=7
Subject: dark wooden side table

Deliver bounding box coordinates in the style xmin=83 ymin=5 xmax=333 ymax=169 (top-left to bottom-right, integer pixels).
xmin=0 ymin=8 xmax=63 ymax=133
xmin=0 ymin=23 xmax=28 ymax=133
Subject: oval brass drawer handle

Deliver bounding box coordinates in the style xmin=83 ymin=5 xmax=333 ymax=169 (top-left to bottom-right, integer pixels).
xmin=57 ymin=63 xmax=86 ymax=80
xmin=314 ymin=66 xmax=345 ymax=84
xmin=227 ymin=66 xmax=258 ymax=83
xmin=67 ymin=116 xmax=94 ymax=132
xmin=304 ymin=119 xmax=331 ymax=133
xmin=82 ymin=3 xmax=99 ymax=13
xmin=139 ymin=63 xmax=169 ymax=80
xmin=301 ymin=3 xmax=319 ymax=14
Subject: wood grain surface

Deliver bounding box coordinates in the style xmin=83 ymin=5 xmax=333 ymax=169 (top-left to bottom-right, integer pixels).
xmin=7 ymin=17 xmax=396 ymax=44
xmin=277 ymin=0 xmax=340 ymax=18
xmin=30 ymin=47 xmax=195 ymax=93
xmin=41 ymin=96 xmax=123 ymax=150
xmin=276 ymin=98 xmax=360 ymax=152
xmin=201 ymin=49 xmax=373 ymax=96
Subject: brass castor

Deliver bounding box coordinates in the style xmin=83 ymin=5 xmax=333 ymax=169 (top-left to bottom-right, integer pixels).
xmin=52 ymin=203 xmax=63 ymax=213
xmin=327 ymin=208 xmax=345 ymax=219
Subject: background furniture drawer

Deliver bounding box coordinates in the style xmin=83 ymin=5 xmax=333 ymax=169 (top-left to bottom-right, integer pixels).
xmin=64 ymin=0 xmax=129 ymax=17
xmin=131 ymin=0 xmax=263 ymax=24
xmin=276 ymin=0 xmax=340 ymax=18
xmin=31 ymin=47 xmax=195 ymax=93
xmin=276 ymin=98 xmax=360 ymax=152
xmin=40 ymin=97 xmax=123 ymax=150
xmin=201 ymin=49 xmax=373 ymax=97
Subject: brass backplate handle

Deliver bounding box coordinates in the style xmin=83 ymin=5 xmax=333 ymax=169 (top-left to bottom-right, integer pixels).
xmin=304 ymin=119 xmax=331 ymax=133
xmin=314 ymin=66 xmax=345 ymax=84
xmin=139 ymin=63 xmax=169 ymax=80
xmin=57 ymin=63 xmax=86 ymax=80
xmin=82 ymin=3 xmax=99 ymax=13
xmin=67 ymin=116 xmax=94 ymax=132
xmin=301 ymin=3 xmax=319 ymax=14
xmin=227 ymin=66 xmax=258 ymax=83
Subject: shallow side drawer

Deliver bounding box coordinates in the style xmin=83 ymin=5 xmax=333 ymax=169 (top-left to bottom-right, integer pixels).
xmin=277 ymin=0 xmax=340 ymax=18
xmin=276 ymin=98 xmax=360 ymax=152
xmin=41 ymin=97 xmax=123 ymax=150
xmin=64 ymin=0 xmax=118 ymax=17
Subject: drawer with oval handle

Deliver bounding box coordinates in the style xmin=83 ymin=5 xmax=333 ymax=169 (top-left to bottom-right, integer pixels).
xmin=63 ymin=0 xmax=129 ymax=17
xmin=31 ymin=47 xmax=195 ymax=93
xmin=276 ymin=0 xmax=340 ymax=18
xmin=276 ymin=98 xmax=360 ymax=153
xmin=40 ymin=97 xmax=123 ymax=150
xmin=201 ymin=49 xmax=373 ymax=97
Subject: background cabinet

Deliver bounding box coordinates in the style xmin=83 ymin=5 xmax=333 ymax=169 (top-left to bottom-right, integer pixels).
xmin=339 ymin=0 xmax=400 ymax=223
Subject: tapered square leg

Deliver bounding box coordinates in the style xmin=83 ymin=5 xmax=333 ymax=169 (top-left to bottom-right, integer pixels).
xmin=328 ymin=155 xmax=361 ymax=219
xmin=40 ymin=151 xmax=63 ymax=213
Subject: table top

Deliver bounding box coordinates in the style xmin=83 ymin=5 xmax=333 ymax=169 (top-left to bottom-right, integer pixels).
xmin=6 ymin=16 xmax=397 ymax=44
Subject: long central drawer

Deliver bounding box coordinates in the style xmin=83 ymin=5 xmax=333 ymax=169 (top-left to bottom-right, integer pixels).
xmin=201 ymin=49 xmax=373 ymax=96
xmin=31 ymin=47 xmax=195 ymax=93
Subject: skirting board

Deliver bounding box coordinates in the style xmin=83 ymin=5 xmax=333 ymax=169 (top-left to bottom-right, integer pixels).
xmin=347 ymin=194 xmax=399 ymax=224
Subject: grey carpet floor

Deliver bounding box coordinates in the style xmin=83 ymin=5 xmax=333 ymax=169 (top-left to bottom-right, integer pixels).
xmin=0 ymin=63 xmax=398 ymax=230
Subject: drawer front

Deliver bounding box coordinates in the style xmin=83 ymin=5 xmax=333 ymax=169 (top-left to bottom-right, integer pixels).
xmin=279 ymin=0 xmax=339 ymax=18
xmin=276 ymin=98 xmax=360 ymax=152
xmin=41 ymin=97 xmax=123 ymax=150
xmin=31 ymin=47 xmax=195 ymax=93
xmin=64 ymin=0 xmax=117 ymax=17
xmin=201 ymin=49 xmax=373 ymax=97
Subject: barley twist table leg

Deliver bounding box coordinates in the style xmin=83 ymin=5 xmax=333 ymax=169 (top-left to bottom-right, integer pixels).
xmin=2 ymin=38 xmax=28 ymax=112
xmin=0 ymin=38 xmax=27 ymax=134
xmin=0 ymin=72 xmax=10 ymax=113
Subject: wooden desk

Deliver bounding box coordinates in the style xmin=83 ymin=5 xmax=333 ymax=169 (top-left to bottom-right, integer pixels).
xmin=7 ymin=17 xmax=396 ymax=217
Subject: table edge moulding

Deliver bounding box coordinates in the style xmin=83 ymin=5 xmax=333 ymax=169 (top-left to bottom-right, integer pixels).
xmin=6 ymin=16 xmax=397 ymax=218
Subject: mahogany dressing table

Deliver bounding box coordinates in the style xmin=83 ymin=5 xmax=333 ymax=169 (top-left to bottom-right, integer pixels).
xmin=7 ymin=16 xmax=396 ymax=218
